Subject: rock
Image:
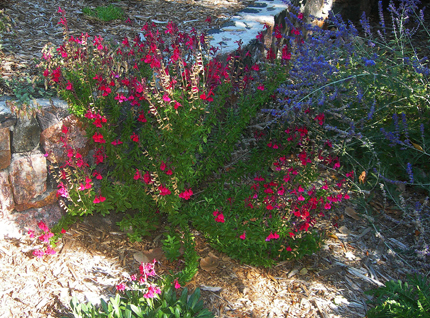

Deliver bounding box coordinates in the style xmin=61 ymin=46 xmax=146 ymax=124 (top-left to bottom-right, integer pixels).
xmin=14 ymin=190 xmax=58 ymax=212
xmin=0 ymin=127 xmax=11 ymax=170
xmin=289 ymin=0 xmax=376 ymax=25
xmin=40 ymin=115 xmax=90 ymax=164
xmin=11 ymin=114 xmax=41 ymax=153
xmin=0 ymin=170 xmax=15 ymax=215
xmin=0 ymin=113 xmax=17 ymax=129
xmin=36 ymin=105 xmax=70 ymax=131
xmin=9 ymin=152 xmax=47 ymax=205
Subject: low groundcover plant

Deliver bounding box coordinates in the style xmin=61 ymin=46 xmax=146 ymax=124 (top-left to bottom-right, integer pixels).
xmin=67 ymin=261 xmax=214 ymax=318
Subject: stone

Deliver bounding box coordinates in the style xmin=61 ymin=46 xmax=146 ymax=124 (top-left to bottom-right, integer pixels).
xmin=289 ymin=0 xmax=376 ymax=26
xmin=0 ymin=170 xmax=15 ymax=215
xmin=0 ymin=127 xmax=11 ymax=170
xmin=9 ymin=152 xmax=47 ymax=205
xmin=36 ymin=105 xmax=70 ymax=131
xmin=40 ymin=115 xmax=90 ymax=165
xmin=11 ymin=114 xmax=41 ymax=153
xmin=14 ymin=190 xmax=58 ymax=212
xmin=0 ymin=113 xmax=17 ymax=129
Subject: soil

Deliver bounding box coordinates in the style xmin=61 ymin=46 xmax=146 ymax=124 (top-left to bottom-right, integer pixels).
xmin=1 ymin=0 xmax=429 ymax=317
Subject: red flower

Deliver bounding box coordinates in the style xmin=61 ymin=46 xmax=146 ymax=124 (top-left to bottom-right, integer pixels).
xmin=158 ymin=185 xmax=171 ymax=196
xmin=116 ymin=283 xmax=126 ymax=291
xmin=240 ymin=232 xmax=246 ymax=240
xmin=143 ymin=171 xmax=152 ymax=184
xmin=213 ymin=210 xmax=225 ymax=223
xmin=61 ymin=228 xmax=66 ymax=234
xmin=111 ymin=139 xmax=123 ymax=146
xmin=134 ymin=169 xmax=142 ymax=180
xmin=93 ymin=132 xmax=106 ymax=143
xmin=179 ymin=189 xmax=193 ymax=200
xmin=174 ymin=101 xmax=182 ymax=109
xmin=174 ymin=280 xmax=181 ymax=289
xmin=137 ymin=112 xmax=147 ymax=122
xmin=160 ymin=161 xmax=166 ymax=171
xmin=93 ymin=195 xmax=106 ymax=203
xmin=130 ymin=132 xmax=139 ymax=143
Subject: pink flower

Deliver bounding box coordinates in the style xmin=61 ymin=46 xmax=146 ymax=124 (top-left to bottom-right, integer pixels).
xmin=163 ymin=94 xmax=171 ymax=102
xmin=28 ymin=229 xmax=35 ymax=238
xmin=344 ymin=193 xmax=350 ymax=200
xmin=143 ymin=171 xmax=152 ymax=184
xmin=213 ymin=210 xmax=225 ymax=223
xmin=93 ymin=195 xmax=106 ymax=204
xmin=174 ymin=101 xmax=182 ymax=109
xmin=298 ymin=12 xmax=304 ymax=20
xmin=92 ymin=132 xmax=106 ymax=143
xmin=144 ymin=285 xmax=161 ymax=298
xmin=324 ymin=202 xmax=332 ymax=210
xmin=39 ymin=231 xmax=54 ymax=243
xmin=166 ymin=169 xmax=173 ymax=175
xmin=179 ymin=189 xmax=193 ymax=200
xmin=140 ymin=262 xmax=156 ymax=277
xmin=61 ymin=228 xmax=66 ymax=234
xmin=160 ymin=161 xmax=166 ymax=171
xmin=134 ymin=169 xmax=142 ymax=180
xmin=174 ymin=279 xmax=181 ymax=289
xmin=116 ymin=283 xmax=126 ymax=291
xmin=257 ymin=85 xmax=265 ymax=91
xmin=37 ymin=221 xmax=49 ymax=232
xmin=33 ymin=249 xmax=45 ymax=258
xmin=66 ymin=81 xmax=73 ymax=90
xmin=45 ymin=246 xmax=56 ymax=255
xmin=265 ymin=232 xmax=279 ymax=242
xmin=158 ymin=185 xmax=171 ymax=196
xmin=297 ymin=195 xmax=305 ymax=201
xmin=240 ymin=232 xmax=246 ymax=240
xmin=111 ymin=139 xmax=123 ymax=146
xmin=266 ymin=204 xmax=274 ymax=210
xmin=286 ymin=246 xmax=292 ymax=252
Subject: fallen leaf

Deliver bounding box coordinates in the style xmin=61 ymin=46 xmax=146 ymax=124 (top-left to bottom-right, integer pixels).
xmin=200 ymin=253 xmax=219 ymax=272
xmin=328 ymin=233 xmax=338 ymax=240
xmin=299 ymin=268 xmax=308 ymax=275
xmin=142 ymin=248 xmax=165 ymax=262
xmin=288 ymin=268 xmax=299 ymax=278
xmin=200 ymin=285 xmax=222 ymax=292
xmin=338 ymin=225 xmax=351 ymax=235
xmin=133 ymin=251 xmax=149 ymax=264
xmin=344 ymin=207 xmax=360 ymax=220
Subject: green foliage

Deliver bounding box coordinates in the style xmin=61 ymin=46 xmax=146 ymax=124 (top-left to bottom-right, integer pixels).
xmin=5 ymin=75 xmax=56 ymax=106
xmin=67 ymin=287 xmax=214 ymax=318
xmin=365 ymin=274 xmax=430 ymax=318
xmin=162 ymin=234 xmax=182 ymax=262
xmin=82 ymin=4 xmax=125 ymax=22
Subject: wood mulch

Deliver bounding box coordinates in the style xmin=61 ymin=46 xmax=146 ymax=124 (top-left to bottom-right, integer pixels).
xmin=1 ymin=0 xmax=429 ymax=317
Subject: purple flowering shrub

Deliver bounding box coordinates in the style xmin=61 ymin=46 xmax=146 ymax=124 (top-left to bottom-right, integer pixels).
xmin=264 ymin=0 xmax=429 ymax=269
